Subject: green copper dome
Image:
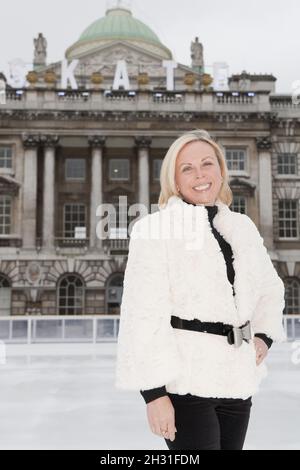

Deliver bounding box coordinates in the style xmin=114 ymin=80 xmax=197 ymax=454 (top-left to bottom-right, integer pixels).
xmin=66 ymin=6 xmax=172 ymax=59
xmin=80 ymin=7 xmax=162 ymax=46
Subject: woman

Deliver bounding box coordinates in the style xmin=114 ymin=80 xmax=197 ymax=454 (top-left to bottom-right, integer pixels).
xmin=115 ymin=129 xmax=286 ymax=450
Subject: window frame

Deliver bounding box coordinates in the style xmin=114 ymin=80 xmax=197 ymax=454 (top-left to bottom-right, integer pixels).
xmin=65 ymin=158 xmax=86 ymax=182
xmin=63 ymin=203 xmax=87 ymax=239
xmin=109 ymin=159 xmax=130 ymax=182
xmin=278 ymin=199 xmax=299 ymax=241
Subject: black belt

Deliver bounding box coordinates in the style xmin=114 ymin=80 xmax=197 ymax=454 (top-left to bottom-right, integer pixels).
xmin=170 ymin=315 xmax=252 ymax=348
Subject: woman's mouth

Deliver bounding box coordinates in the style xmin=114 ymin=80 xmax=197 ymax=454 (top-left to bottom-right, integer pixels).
xmin=193 ymin=183 xmax=212 ymax=192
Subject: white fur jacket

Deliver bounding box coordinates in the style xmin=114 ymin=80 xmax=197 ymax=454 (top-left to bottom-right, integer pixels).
xmin=115 ymin=195 xmax=286 ymax=399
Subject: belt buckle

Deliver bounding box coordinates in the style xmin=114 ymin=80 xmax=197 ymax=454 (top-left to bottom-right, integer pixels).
xmin=227 ymin=321 xmax=252 ymax=348
xmin=240 ymin=321 xmax=252 ymax=343
xmin=232 ymin=327 xmax=243 ymax=348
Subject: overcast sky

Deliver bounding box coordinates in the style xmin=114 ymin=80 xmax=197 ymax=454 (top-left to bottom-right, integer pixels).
xmin=1 ymin=0 xmax=299 ymax=93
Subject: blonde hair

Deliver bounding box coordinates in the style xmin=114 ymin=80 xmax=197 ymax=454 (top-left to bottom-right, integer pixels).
xmin=158 ymin=129 xmax=233 ymax=209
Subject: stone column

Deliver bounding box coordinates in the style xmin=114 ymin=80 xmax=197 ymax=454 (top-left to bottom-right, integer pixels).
xmin=88 ymin=136 xmax=106 ymax=250
xmin=40 ymin=135 xmax=59 ymax=250
xmin=135 ymin=136 xmax=151 ymax=212
xmin=256 ymin=137 xmax=274 ymax=250
xmin=22 ymin=134 xmax=40 ymax=250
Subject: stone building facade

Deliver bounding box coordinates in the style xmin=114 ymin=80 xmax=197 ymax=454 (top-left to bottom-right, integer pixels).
xmin=0 ymin=4 xmax=299 ymax=316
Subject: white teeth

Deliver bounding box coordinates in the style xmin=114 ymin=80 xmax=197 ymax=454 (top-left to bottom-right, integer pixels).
xmin=194 ymin=183 xmax=211 ymax=191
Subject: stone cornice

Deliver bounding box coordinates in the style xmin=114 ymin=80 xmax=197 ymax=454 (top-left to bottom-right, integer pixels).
xmin=1 ymin=110 xmax=286 ymax=124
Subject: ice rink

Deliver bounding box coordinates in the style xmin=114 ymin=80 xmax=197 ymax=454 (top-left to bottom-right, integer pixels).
xmin=0 ymin=341 xmax=299 ymax=450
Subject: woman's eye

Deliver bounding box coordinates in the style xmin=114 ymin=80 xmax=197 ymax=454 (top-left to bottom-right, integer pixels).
xmin=204 ymin=162 xmax=212 ymax=166
xmin=183 ymin=167 xmax=192 ymax=172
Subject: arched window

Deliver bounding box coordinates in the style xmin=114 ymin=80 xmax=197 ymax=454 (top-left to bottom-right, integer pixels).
xmin=57 ymin=274 xmax=85 ymax=315
xmin=106 ymin=273 xmax=124 ymax=315
xmin=284 ymin=278 xmax=300 ymax=315
xmin=0 ymin=274 xmax=11 ymax=316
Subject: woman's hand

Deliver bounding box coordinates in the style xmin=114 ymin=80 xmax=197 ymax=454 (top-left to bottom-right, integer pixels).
xmin=253 ymin=337 xmax=269 ymax=365
xmin=146 ymin=395 xmax=177 ymax=441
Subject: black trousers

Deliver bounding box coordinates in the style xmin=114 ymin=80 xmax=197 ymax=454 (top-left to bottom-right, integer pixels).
xmin=164 ymin=392 xmax=252 ymax=450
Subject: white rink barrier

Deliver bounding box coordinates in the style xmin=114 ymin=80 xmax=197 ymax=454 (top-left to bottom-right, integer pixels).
xmin=0 ymin=314 xmax=299 ymax=344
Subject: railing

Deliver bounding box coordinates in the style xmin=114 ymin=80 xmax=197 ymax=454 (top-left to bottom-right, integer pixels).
xmin=152 ymin=92 xmax=184 ymax=104
xmin=0 ymin=88 xmax=274 ymax=112
xmin=56 ymin=90 xmax=90 ymax=102
xmin=0 ymin=315 xmax=120 ymax=344
xmin=54 ymin=237 xmax=90 ymax=248
xmin=0 ymin=314 xmax=299 ymax=345
xmin=3 ymin=88 xmax=300 ymax=115
xmin=5 ymin=90 xmax=24 ymax=101
xmin=283 ymin=314 xmax=300 ymax=340
xmin=270 ymin=95 xmax=300 ymax=108
xmin=215 ymin=92 xmax=255 ymax=105
xmin=104 ymin=90 xmax=137 ymax=102
xmin=103 ymin=238 xmax=129 ymax=253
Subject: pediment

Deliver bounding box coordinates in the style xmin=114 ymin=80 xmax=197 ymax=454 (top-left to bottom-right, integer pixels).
xmin=0 ymin=175 xmax=20 ymax=194
xmin=44 ymin=41 xmax=195 ymax=78
xmin=79 ymin=41 xmax=195 ymax=76
xmin=230 ymin=177 xmax=256 ymax=195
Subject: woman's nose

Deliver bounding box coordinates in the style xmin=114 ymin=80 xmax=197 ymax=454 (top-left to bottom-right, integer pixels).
xmin=195 ymin=170 xmax=205 ymax=180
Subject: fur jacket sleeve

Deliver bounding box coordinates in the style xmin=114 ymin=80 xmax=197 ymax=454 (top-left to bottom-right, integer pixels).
xmin=115 ymin=218 xmax=184 ymax=391
xmin=242 ymin=215 xmax=286 ymax=343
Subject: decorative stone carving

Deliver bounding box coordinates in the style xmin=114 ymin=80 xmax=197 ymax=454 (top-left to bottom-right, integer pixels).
xmin=26 ymin=261 xmax=43 ymax=285
xmin=26 ymin=71 xmax=38 ymax=85
xmin=91 ymin=72 xmax=104 ymax=85
xmin=40 ymin=134 xmax=60 ymax=148
xmin=135 ymin=136 xmax=152 ymax=148
xmin=184 ymin=73 xmax=196 ymax=86
xmin=22 ymin=134 xmax=40 ymax=148
xmin=256 ymin=137 xmax=272 ymax=151
xmin=191 ymin=37 xmax=204 ymax=71
xmin=201 ymin=73 xmax=213 ymax=87
xmin=88 ymin=136 xmax=106 ymax=148
xmin=34 ymin=33 xmax=47 ymax=68
xmin=137 ymin=72 xmax=149 ymax=86
xmin=44 ymin=70 xmax=57 ymax=85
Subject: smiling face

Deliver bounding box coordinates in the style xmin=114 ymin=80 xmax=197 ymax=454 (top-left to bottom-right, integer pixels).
xmin=175 ymin=140 xmax=223 ymax=206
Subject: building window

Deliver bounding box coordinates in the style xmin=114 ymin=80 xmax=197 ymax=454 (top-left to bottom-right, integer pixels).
xmin=65 ymin=159 xmax=86 ymax=181
xmin=277 ymin=154 xmax=297 ymax=175
xmin=0 ymin=146 xmax=12 ymax=169
xmin=0 ymin=196 xmax=11 ymax=235
xmin=58 ymin=275 xmax=85 ymax=315
xmin=231 ymin=196 xmax=247 ymax=214
xmin=153 ymin=159 xmax=163 ymax=181
xmin=278 ymin=200 xmax=298 ymax=239
xmin=109 ymin=159 xmax=130 ymax=181
xmin=0 ymin=274 xmax=11 ymax=316
xmin=64 ymin=204 xmax=86 ymax=238
xmin=284 ymin=278 xmax=300 ymax=315
xmin=225 ymin=148 xmax=246 ymax=172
